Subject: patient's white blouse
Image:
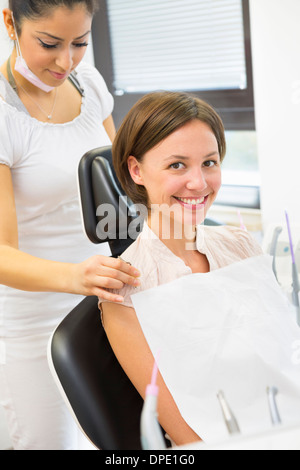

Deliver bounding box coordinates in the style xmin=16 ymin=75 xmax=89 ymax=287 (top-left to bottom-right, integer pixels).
xmin=99 ymin=222 xmax=263 ymax=309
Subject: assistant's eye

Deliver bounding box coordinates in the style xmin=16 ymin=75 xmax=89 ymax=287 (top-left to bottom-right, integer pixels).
xmin=73 ymin=42 xmax=89 ymax=48
xmin=38 ymin=39 xmax=89 ymax=49
xmin=38 ymin=39 xmax=58 ymax=49
xmin=169 ymin=162 xmax=185 ymax=170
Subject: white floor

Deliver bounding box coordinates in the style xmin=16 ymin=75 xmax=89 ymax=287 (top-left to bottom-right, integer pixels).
xmin=0 ymin=405 xmax=12 ymax=450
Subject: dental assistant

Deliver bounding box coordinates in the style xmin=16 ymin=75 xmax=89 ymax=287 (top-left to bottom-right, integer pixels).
xmin=0 ymin=0 xmax=140 ymax=450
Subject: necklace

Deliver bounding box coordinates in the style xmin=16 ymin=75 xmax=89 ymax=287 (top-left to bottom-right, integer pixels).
xmin=8 ymin=58 xmax=58 ymax=120
xmin=15 ymin=79 xmax=58 ymax=120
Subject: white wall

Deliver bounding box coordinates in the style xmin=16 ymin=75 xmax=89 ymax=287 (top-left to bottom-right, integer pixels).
xmin=250 ymin=0 xmax=300 ymax=230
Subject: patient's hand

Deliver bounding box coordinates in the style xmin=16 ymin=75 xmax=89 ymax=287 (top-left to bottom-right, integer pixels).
xmin=69 ymin=255 xmax=140 ymax=300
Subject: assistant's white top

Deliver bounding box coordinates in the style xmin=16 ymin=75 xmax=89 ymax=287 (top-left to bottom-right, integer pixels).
xmin=0 ymin=62 xmax=113 ymax=340
xmin=99 ymin=222 xmax=263 ymax=309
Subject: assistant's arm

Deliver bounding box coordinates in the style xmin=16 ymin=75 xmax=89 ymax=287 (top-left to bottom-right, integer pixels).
xmin=102 ymin=301 xmax=201 ymax=447
xmin=0 ymin=164 xmax=140 ymax=299
xmin=103 ymin=114 xmax=117 ymax=143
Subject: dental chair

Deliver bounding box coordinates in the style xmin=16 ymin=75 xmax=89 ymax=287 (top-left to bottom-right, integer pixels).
xmin=78 ymin=145 xmax=140 ymax=254
xmin=48 ymin=146 xmax=147 ymax=450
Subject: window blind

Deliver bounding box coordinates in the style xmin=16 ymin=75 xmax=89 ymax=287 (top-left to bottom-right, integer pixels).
xmin=107 ymin=0 xmax=247 ymax=95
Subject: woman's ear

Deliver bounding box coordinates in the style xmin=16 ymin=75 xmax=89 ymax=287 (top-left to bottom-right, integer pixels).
xmin=3 ymin=9 xmax=15 ymax=39
xmin=127 ymin=156 xmax=144 ymax=186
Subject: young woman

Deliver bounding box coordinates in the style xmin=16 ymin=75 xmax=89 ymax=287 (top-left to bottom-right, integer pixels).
xmin=0 ymin=0 xmax=140 ymax=450
xmin=99 ymin=91 xmax=263 ymax=447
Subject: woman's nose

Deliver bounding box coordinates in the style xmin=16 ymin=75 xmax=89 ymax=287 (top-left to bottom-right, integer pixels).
xmin=55 ymin=48 xmax=73 ymax=71
xmin=186 ymin=167 xmax=208 ymax=191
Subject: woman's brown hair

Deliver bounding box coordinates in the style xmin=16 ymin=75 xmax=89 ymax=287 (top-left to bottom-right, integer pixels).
xmin=112 ymin=91 xmax=226 ymax=207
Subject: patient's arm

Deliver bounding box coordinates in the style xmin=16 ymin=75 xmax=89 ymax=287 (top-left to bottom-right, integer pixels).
xmin=102 ymin=302 xmax=201 ymax=447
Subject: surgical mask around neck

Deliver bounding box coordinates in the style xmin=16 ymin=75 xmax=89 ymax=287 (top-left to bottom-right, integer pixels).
xmin=12 ymin=15 xmax=54 ymax=93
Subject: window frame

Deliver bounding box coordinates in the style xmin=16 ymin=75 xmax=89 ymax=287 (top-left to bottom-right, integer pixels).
xmin=92 ymin=0 xmax=255 ymax=131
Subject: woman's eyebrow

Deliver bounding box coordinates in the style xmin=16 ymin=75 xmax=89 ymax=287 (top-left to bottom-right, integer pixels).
xmin=165 ymin=151 xmax=219 ymax=161
xmin=165 ymin=155 xmax=189 ymax=161
xmin=35 ymin=30 xmax=91 ymax=41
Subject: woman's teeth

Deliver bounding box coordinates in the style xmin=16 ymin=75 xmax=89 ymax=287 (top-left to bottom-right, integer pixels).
xmin=176 ymin=197 xmax=205 ymax=205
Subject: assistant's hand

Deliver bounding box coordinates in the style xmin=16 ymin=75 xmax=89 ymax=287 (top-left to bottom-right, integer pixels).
xmin=69 ymin=255 xmax=140 ymax=301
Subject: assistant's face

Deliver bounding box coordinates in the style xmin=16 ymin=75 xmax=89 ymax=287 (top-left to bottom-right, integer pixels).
xmin=15 ymin=5 xmax=92 ymax=87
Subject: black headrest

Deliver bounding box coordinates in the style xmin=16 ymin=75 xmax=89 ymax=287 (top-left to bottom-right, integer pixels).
xmin=78 ymin=146 xmax=140 ymax=256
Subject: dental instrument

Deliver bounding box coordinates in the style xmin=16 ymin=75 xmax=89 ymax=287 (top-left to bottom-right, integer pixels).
xmin=269 ymin=226 xmax=283 ymax=283
xmin=237 ymin=210 xmax=247 ymax=231
xmin=267 ymin=387 xmax=282 ymax=426
xmin=217 ymin=390 xmax=241 ymax=436
xmin=285 ymin=211 xmax=300 ymax=326
xmin=141 ymin=354 xmax=166 ymax=450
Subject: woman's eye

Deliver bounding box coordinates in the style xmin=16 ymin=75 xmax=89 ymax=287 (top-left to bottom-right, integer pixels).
xmin=38 ymin=39 xmax=57 ymax=49
xmin=170 ymin=162 xmax=185 ymax=170
xmin=73 ymin=42 xmax=89 ymax=48
xmin=38 ymin=39 xmax=89 ymax=49
xmin=203 ymin=160 xmax=218 ymax=168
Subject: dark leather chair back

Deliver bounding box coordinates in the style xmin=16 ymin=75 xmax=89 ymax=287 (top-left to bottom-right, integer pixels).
xmin=49 ymin=296 xmax=144 ymax=450
xmin=48 ymin=147 xmax=146 ymax=450
xmin=78 ymin=146 xmax=140 ymax=257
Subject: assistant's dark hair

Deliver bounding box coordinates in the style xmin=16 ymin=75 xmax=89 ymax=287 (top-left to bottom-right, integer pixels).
xmin=9 ymin=0 xmax=99 ymax=33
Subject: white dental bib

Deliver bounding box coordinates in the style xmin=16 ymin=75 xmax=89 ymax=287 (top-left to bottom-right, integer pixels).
xmin=132 ymin=254 xmax=300 ymax=444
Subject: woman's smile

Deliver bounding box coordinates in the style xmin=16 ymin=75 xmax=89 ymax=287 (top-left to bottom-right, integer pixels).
xmin=173 ymin=195 xmax=209 ymax=209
